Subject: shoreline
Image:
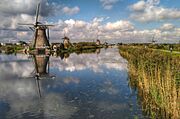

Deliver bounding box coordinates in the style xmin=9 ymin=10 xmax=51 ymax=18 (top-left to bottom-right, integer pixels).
xmin=0 ymin=42 xmax=179 ymax=55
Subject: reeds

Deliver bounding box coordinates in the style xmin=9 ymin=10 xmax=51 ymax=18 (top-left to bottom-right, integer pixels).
xmin=119 ymin=45 xmax=180 ymax=119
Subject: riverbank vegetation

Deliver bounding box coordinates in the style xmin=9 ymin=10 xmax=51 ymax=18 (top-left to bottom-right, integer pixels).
xmin=0 ymin=42 xmax=106 ymax=54
xmin=0 ymin=45 xmax=24 ymax=54
xmin=119 ymin=45 xmax=180 ymax=119
xmin=117 ymin=43 xmax=180 ymax=52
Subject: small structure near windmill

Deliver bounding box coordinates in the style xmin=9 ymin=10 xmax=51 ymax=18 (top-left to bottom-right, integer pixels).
xmin=16 ymin=41 xmax=28 ymax=46
xmin=19 ymin=3 xmax=53 ymax=53
xmin=96 ymin=39 xmax=101 ymax=45
xmin=51 ymin=43 xmax=64 ymax=51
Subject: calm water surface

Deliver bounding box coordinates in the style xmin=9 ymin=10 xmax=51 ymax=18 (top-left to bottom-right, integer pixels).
xmin=0 ymin=48 xmax=172 ymax=119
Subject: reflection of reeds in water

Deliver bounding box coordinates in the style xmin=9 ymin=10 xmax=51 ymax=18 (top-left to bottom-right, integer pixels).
xmin=119 ymin=46 xmax=180 ymax=119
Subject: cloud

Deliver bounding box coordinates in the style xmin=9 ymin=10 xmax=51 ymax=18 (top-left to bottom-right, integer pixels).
xmin=14 ymin=18 xmax=180 ymax=43
xmin=0 ymin=0 xmax=81 ymax=42
xmin=62 ymin=6 xmax=80 ymax=15
xmin=0 ymin=0 xmax=58 ymax=17
xmin=102 ymin=20 xmax=134 ymax=31
xmin=0 ymin=0 xmax=79 ymax=30
xmin=129 ymin=0 xmax=146 ymax=11
xmin=129 ymin=0 xmax=180 ymax=22
xmin=147 ymin=0 xmax=160 ymax=6
xmin=49 ymin=19 xmax=136 ymax=42
xmin=0 ymin=17 xmax=179 ymax=43
xmin=0 ymin=0 xmax=179 ymax=43
xmin=160 ymin=23 xmax=175 ymax=31
xmin=100 ymin=0 xmax=119 ymax=10
xmin=0 ymin=0 xmax=56 ymax=31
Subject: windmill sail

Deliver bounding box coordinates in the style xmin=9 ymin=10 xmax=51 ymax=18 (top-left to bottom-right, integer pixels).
xmin=35 ymin=3 xmax=40 ymax=26
xmin=18 ymin=23 xmax=34 ymax=26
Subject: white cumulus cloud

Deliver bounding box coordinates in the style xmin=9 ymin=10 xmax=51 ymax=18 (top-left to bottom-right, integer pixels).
xmin=160 ymin=23 xmax=175 ymax=31
xmin=100 ymin=0 xmax=119 ymax=10
xmin=129 ymin=0 xmax=146 ymax=11
xmin=62 ymin=6 xmax=80 ymax=15
xmin=102 ymin=20 xmax=134 ymax=31
xmin=129 ymin=0 xmax=180 ymax=22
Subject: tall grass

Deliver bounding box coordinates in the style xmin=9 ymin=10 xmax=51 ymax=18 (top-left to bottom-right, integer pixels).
xmin=119 ymin=46 xmax=180 ymax=119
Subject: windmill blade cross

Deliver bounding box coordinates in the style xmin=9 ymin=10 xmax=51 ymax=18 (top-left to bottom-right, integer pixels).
xmin=38 ymin=24 xmax=55 ymax=27
xmin=47 ymin=28 xmax=50 ymax=40
xmin=35 ymin=3 xmax=40 ymax=25
xmin=32 ymin=30 xmax=38 ymax=47
xmin=18 ymin=23 xmax=34 ymax=26
xmin=45 ymin=24 xmax=55 ymax=26
xmin=29 ymin=27 xmax=35 ymax=31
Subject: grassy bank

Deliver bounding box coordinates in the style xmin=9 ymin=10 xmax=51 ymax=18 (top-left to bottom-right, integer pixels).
xmin=56 ymin=42 xmax=103 ymax=54
xmin=119 ymin=45 xmax=180 ymax=119
xmin=118 ymin=43 xmax=180 ymax=52
xmin=0 ymin=42 xmax=105 ymax=54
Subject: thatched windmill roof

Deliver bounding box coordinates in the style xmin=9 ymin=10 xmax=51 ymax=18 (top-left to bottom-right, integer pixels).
xmin=62 ymin=36 xmax=70 ymax=40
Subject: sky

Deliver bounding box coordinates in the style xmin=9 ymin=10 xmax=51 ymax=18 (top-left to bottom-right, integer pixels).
xmin=0 ymin=0 xmax=180 ymax=43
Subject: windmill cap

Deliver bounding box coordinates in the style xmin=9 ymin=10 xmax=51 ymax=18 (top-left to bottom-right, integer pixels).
xmin=62 ymin=36 xmax=70 ymax=40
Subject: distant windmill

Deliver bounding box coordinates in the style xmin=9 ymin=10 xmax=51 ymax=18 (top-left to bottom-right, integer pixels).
xmin=96 ymin=28 xmax=100 ymax=41
xmin=151 ymin=33 xmax=157 ymax=44
xmin=19 ymin=3 xmax=54 ymax=49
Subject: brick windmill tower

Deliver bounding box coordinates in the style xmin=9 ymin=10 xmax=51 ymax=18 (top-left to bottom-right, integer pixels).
xmin=19 ymin=3 xmax=53 ymax=51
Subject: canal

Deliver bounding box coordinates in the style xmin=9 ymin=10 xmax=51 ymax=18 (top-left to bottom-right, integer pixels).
xmin=0 ymin=48 xmax=179 ymax=119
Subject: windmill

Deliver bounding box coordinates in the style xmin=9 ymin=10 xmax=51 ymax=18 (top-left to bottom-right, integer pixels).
xmin=151 ymin=33 xmax=157 ymax=44
xmin=19 ymin=3 xmax=53 ymax=50
xmin=96 ymin=28 xmax=100 ymax=41
xmin=94 ymin=27 xmax=101 ymax=45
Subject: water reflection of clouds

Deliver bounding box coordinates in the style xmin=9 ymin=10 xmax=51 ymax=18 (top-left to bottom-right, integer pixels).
xmin=0 ymin=78 xmax=77 ymax=118
xmin=99 ymin=80 xmax=119 ymax=95
xmin=0 ymin=62 xmax=34 ymax=79
xmin=98 ymin=101 xmax=128 ymax=111
xmin=63 ymin=77 xmax=80 ymax=84
xmin=0 ymin=79 xmax=36 ymax=99
xmin=51 ymin=48 xmax=128 ymax=73
xmin=0 ymin=54 xmax=29 ymax=61
xmin=0 ymin=48 xmax=131 ymax=118
xmin=43 ymin=93 xmax=77 ymax=119
xmin=5 ymin=93 xmax=77 ymax=119
xmin=0 ymin=54 xmax=33 ymax=79
xmin=0 ymin=55 xmax=79 ymax=118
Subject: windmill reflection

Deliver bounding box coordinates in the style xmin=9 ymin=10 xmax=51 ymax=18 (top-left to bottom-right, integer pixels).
xmin=31 ymin=54 xmax=55 ymax=98
xmin=33 ymin=55 xmax=50 ymax=77
xmin=29 ymin=48 xmax=101 ymax=97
